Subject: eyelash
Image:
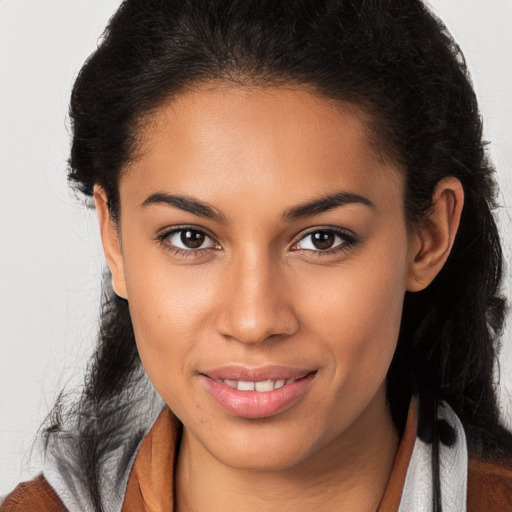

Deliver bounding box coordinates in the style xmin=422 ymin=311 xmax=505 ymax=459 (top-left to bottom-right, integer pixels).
xmin=156 ymin=226 xmax=219 ymax=258
xmin=292 ymin=228 xmax=358 ymax=256
xmin=156 ymin=226 xmax=358 ymax=258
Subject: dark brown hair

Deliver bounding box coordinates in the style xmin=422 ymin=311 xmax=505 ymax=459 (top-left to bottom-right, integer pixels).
xmin=44 ymin=1 xmax=511 ymax=510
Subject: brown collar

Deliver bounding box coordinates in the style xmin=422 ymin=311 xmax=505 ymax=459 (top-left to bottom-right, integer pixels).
xmin=4 ymin=399 xmax=512 ymax=511
xmin=377 ymin=399 xmax=417 ymax=511
xmin=122 ymin=407 xmax=179 ymax=511
xmin=121 ymin=401 xmax=418 ymax=512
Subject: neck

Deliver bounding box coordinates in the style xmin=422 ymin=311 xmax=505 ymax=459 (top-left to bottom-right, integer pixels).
xmin=176 ymin=387 xmax=400 ymax=512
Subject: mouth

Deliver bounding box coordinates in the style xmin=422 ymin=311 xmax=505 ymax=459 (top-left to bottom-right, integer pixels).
xmin=199 ymin=366 xmax=317 ymax=419
xmin=215 ymin=377 xmax=298 ymax=392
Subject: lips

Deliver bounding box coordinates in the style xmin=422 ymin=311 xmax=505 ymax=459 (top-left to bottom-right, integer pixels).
xmin=200 ymin=365 xmax=316 ymax=419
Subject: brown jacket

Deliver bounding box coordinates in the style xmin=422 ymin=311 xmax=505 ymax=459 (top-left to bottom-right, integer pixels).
xmin=2 ymin=406 xmax=512 ymax=512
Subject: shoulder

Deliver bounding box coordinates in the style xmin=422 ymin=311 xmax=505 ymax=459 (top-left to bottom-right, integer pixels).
xmin=0 ymin=474 xmax=66 ymax=512
xmin=467 ymin=455 xmax=512 ymax=512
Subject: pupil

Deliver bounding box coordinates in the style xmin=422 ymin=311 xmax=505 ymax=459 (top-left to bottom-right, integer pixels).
xmin=312 ymin=231 xmax=335 ymax=250
xmin=181 ymin=230 xmax=205 ymax=249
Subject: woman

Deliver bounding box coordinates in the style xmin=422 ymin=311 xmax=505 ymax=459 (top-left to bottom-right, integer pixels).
xmin=2 ymin=0 xmax=512 ymax=511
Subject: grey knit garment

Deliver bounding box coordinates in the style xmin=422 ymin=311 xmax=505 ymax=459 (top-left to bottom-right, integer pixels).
xmin=44 ymin=373 xmax=165 ymax=512
xmin=399 ymin=401 xmax=467 ymax=512
xmin=43 ymin=385 xmax=467 ymax=512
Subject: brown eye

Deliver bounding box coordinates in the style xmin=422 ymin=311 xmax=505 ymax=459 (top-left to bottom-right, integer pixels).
xmin=181 ymin=229 xmax=206 ymax=249
xmin=311 ymin=231 xmax=336 ymax=250
xmin=162 ymin=228 xmax=218 ymax=252
xmin=293 ymin=228 xmax=356 ymax=253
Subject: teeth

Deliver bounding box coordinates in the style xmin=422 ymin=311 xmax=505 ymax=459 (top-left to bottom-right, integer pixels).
xmin=224 ymin=379 xmax=238 ymax=389
xmin=220 ymin=378 xmax=293 ymax=392
xmin=237 ymin=381 xmax=255 ymax=391
xmin=255 ymin=380 xmax=274 ymax=392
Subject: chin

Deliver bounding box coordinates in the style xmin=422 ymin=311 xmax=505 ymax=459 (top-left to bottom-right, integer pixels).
xmin=213 ymin=444 xmax=311 ymax=472
xmin=197 ymin=419 xmax=321 ymax=472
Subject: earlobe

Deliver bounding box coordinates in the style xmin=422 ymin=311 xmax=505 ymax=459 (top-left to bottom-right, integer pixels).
xmin=93 ymin=185 xmax=128 ymax=300
xmin=406 ymin=177 xmax=464 ymax=292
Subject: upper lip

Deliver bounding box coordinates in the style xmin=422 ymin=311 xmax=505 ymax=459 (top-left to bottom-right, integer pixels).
xmin=202 ymin=365 xmax=315 ymax=382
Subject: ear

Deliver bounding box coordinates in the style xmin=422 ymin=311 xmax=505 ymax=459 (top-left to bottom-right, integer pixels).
xmin=93 ymin=185 xmax=128 ymax=299
xmin=406 ymin=177 xmax=464 ymax=292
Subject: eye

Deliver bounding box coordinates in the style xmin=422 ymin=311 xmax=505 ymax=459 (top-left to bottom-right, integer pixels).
xmin=157 ymin=227 xmax=220 ymax=255
xmin=292 ymin=228 xmax=356 ymax=253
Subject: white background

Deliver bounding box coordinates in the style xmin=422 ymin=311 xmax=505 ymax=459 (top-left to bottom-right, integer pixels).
xmin=1 ymin=0 xmax=511 ymax=495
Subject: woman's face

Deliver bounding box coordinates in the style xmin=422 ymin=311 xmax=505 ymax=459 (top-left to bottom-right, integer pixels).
xmin=105 ymin=84 xmax=420 ymax=470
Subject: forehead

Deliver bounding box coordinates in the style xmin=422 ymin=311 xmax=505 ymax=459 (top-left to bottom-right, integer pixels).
xmin=120 ymin=83 xmax=403 ymax=213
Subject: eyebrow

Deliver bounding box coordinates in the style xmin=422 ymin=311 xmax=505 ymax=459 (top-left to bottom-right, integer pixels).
xmin=142 ymin=193 xmax=227 ymax=222
xmin=141 ymin=190 xmax=374 ymax=223
xmin=281 ymin=191 xmax=374 ymax=222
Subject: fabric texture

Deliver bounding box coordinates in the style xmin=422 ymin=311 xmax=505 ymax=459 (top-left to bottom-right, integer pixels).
xmin=122 ymin=407 xmax=179 ymax=512
xmin=2 ymin=394 xmax=512 ymax=512
xmin=398 ymin=402 xmax=468 ymax=512
xmin=0 ymin=475 xmax=66 ymax=512
xmin=467 ymin=458 xmax=512 ymax=511
xmin=43 ymin=374 xmax=165 ymax=512
xmin=377 ymin=400 xmax=418 ymax=511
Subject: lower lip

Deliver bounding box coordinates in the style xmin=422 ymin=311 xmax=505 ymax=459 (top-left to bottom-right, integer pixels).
xmin=201 ymin=373 xmax=316 ymax=419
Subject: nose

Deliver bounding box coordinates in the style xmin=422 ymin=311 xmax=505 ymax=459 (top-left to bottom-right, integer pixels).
xmin=214 ymin=250 xmax=299 ymax=345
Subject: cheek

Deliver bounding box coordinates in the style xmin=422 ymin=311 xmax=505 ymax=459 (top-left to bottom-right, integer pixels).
xmin=297 ymin=237 xmax=409 ymax=385
xmin=124 ymin=255 xmax=219 ymax=397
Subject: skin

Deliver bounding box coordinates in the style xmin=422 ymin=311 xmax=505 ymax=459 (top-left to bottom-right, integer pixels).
xmin=95 ymin=84 xmax=463 ymax=511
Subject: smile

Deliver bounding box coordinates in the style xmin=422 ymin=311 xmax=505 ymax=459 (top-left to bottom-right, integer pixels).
xmin=200 ymin=366 xmax=317 ymax=419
